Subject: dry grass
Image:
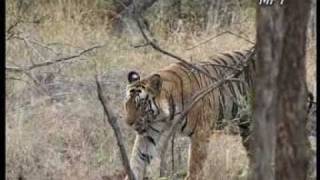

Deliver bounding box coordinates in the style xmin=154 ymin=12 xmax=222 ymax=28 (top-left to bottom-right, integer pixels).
xmin=6 ymin=0 xmax=316 ymax=180
xmin=202 ymin=133 xmax=249 ymax=180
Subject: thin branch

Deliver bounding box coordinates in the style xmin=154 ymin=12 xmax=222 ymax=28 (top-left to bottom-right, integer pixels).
xmin=6 ymin=17 xmax=44 ymax=40
xmin=5 ymin=66 xmax=26 ymax=73
xmin=201 ymin=62 xmax=241 ymax=71
xmin=225 ymin=30 xmax=255 ymax=44
xmin=171 ymin=133 xmax=175 ymax=178
xmin=186 ymin=30 xmax=255 ymax=51
xmin=13 ymin=35 xmax=62 ymax=56
xmin=131 ymin=42 xmax=150 ymax=48
xmin=47 ymin=42 xmax=83 ymax=50
xmin=186 ymin=31 xmax=231 ymax=51
xmin=22 ymin=36 xmax=47 ymax=62
xmin=6 ymin=44 xmax=104 ymax=73
xmin=6 ymin=60 xmax=51 ymax=96
xmin=6 ymin=76 xmax=35 ymax=90
xmin=6 ymin=18 xmax=24 ymax=38
xmin=228 ymin=78 xmax=249 ymax=85
xmin=94 ymin=72 xmax=136 ymax=180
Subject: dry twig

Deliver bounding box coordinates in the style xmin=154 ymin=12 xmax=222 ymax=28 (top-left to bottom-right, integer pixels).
xmin=11 ymin=35 xmax=61 ymax=56
xmin=6 ymin=44 xmax=104 ymax=73
xmin=186 ymin=30 xmax=255 ymax=51
xmin=94 ymin=72 xmax=136 ymax=180
xmin=171 ymin=133 xmax=175 ymax=177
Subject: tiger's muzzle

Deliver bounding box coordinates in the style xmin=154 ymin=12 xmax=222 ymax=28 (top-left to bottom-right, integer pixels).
xmin=125 ymin=95 xmax=156 ymax=135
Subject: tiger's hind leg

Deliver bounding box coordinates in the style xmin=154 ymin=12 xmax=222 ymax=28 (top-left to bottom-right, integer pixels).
xmin=185 ymin=134 xmax=210 ymax=180
xmin=183 ymin=99 xmax=216 ymax=180
xmin=185 ymin=127 xmax=211 ymax=180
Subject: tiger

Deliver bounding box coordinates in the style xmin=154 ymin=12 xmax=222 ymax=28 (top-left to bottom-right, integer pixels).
xmin=123 ymin=47 xmax=256 ymax=180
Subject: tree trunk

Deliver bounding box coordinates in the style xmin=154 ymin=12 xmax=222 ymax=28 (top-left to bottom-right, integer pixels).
xmin=274 ymin=1 xmax=311 ymax=179
xmin=251 ymin=1 xmax=311 ymax=180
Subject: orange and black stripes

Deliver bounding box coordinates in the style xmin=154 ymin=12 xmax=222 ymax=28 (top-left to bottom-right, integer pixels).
xmin=124 ymin=48 xmax=256 ymax=180
xmin=164 ymin=69 xmax=185 ymax=108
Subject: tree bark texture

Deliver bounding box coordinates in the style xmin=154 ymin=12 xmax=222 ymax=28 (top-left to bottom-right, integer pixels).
xmin=252 ymin=1 xmax=311 ymax=180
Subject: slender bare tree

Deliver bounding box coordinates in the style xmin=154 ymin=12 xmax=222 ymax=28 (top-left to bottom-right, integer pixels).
xmin=251 ymin=1 xmax=311 ymax=180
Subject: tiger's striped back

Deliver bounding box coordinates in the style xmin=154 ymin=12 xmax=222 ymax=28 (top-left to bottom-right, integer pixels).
xmin=153 ymin=48 xmax=255 ymax=135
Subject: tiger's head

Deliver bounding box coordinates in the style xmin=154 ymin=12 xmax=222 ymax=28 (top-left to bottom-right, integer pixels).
xmin=124 ymin=71 xmax=163 ymax=134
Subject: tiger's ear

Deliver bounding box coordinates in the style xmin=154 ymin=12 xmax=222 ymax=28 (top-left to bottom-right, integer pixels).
xmin=128 ymin=71 xmax=140 ymax=83
xmin=149 ymin=74 xmax=162 ymax=93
